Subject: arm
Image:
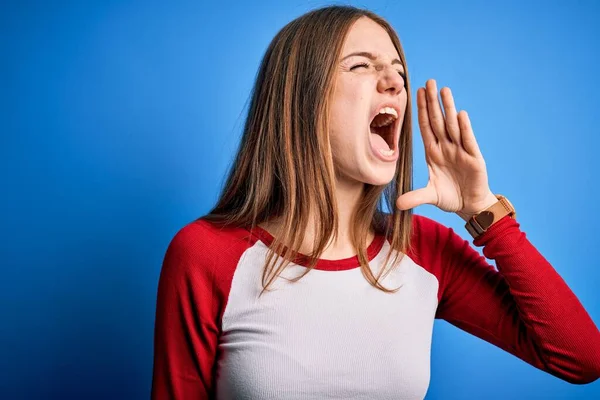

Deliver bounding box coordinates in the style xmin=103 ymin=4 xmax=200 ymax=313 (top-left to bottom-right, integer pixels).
xmin=434 ymin=214 xmax=600 ymax=384
xmin=151 ymin=226 xmax=220 ymax=399
xmin=394 ymin=79 xmax=599 ymax=383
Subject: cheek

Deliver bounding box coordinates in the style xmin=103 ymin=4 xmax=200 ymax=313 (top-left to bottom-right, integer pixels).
xmin=330 ymin=80 xmax=371 ymax=132
xmin=401 ymin=90 xmax=408 ymax=108
xmin=339 ymin=77 xmax=371 ymax=105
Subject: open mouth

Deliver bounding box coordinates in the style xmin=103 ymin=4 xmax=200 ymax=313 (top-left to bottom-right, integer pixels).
xmin=369 ymin=111 xmax=397 ymax=154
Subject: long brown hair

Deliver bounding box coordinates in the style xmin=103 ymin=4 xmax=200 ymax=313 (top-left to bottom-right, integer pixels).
xmin=203 ymin=5 xmax=414 ymax=294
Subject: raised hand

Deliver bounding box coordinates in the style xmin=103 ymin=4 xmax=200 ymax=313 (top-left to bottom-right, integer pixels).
xmin=396 ymin=79 xmax=498 ymax=220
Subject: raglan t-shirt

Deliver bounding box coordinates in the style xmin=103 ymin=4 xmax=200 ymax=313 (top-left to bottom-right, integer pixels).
xmin=151 ymin=213 xmax=600 ymax=399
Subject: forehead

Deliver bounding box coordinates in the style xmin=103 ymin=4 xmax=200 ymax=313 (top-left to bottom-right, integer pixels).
xmin=341 ymin=17 xmax=400 ymax=61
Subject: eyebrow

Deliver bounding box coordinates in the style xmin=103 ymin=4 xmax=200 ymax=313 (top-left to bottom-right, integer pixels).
xmin=340 ymin=51 xmax=404 ymax=67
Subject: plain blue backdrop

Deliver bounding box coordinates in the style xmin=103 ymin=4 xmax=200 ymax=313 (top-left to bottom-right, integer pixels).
xmin=2 ymin=0 xmax=599 ymax=399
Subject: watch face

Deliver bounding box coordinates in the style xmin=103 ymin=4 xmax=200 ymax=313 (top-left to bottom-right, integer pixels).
xmin=476 ymin=210 xmax=495 ymax=229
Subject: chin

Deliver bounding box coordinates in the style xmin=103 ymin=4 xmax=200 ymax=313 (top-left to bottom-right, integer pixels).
xmin=363 ymin=171 xmax=395 ymax=186
xmin=333 ymin=153 xmax=397 ymax=187
xmin=352 ymin=163 xmax=396 ymax=187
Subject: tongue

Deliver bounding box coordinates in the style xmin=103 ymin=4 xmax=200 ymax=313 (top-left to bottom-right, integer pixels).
xmin=370 ymin=132 xmax=390 ymax=151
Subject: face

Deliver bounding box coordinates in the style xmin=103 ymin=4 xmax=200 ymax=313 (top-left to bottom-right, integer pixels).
xmin=328 ymin=17 xmax=408 ymax=187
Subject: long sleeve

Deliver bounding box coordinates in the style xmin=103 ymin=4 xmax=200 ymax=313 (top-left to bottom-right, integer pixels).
xmin=151 ymin=225 xmax=220 ymax=399
xmin=432 ymin=214 xmax=600 ymax=384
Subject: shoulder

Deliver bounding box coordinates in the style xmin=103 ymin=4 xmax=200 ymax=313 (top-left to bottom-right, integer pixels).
xmin=379 ymin=212 xmax=458 ymax=245
xmin=411 ymin=213 xmax=457 ymax=243
xmin=167 ymin=218 xmax=248 ymax=251
xmin=160 ymin=218 xmax=259 ymax=283
xmin=405 ymin=213 xmax=474 ymax=274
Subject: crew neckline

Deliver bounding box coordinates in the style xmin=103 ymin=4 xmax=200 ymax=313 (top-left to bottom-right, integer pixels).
xmin=247 ymin=225 xmax=386 ymax=271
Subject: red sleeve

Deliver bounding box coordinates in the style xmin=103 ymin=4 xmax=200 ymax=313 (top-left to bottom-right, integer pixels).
xmin=151 ymin=223 xmax=222 ymax=399
xmin=422 ymin=214 xmax=600 ymax=384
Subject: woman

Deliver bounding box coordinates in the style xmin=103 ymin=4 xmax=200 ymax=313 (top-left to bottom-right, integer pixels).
xmin=151 ymin=5 xmax=600 ymax=399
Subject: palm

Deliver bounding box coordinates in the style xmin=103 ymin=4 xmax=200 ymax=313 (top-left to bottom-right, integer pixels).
xmin=396 ymin=79 xmax=495 ymax=216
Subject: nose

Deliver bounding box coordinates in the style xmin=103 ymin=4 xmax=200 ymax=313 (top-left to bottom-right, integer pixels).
xmin=376 ymin=65 xmax=405 ymax=96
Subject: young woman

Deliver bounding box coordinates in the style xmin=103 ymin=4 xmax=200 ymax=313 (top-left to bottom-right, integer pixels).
xmin=151 ymin=5 xmax=600 ymax=399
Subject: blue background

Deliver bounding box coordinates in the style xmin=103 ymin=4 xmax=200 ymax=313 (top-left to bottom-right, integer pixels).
xmin=2 ymin=0 xmax=599 ymax=399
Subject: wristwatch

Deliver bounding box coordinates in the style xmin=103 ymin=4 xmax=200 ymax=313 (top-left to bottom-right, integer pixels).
xmin=465 ymin=194 xmax=516 ymax=239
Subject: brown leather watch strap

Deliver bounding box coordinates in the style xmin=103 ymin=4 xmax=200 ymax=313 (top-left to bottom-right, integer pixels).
xmin=465 ymin=195 xmax=516 ymax=238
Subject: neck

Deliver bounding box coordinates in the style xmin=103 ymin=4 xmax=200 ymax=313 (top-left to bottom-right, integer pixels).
xmin=260 ymin=174 xmax=375 ymax=259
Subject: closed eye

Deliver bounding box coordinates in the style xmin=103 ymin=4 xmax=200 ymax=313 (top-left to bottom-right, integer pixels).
xmin=350 ymin=62 xmax=406 ymax=80
xmin=350 ymin=62 xmax=370 ymax=70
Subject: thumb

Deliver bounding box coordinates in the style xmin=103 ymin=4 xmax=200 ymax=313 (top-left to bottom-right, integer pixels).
xmin=396 ymin=186 xmax=437 ymax=211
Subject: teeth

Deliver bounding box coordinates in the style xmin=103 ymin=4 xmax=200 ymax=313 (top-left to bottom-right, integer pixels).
xmin=379 ymin=148 xmax=395 ymax=157
xmin=372 ymin=115 xmax=395 ymax=128
xmin=378 ymin=107 xmax=398 ymax=119
xmin=371 ymin=106 xmax=398 ymax=128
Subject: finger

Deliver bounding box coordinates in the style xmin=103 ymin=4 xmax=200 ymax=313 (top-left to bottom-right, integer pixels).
xmin=416 ymin=87 xmax=438 ymax=147
xmin=425 ymin=79 xmax=450 ymax=142
xmin=458 ymin=111 xmax=482 ymax=157
xmin=396 ymin=186 xmax=437 ymax=210
xmin=440 ymin=87 xmax=460 ymax=144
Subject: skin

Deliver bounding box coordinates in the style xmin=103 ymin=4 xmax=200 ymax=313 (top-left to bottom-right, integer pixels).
xmin=263 ymin=17 xmax=498 ymax=259
xmin=329 ymin=17 xmax=408 ymax=188
xmin=398 ymin=80 xmax=498 ymax=220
